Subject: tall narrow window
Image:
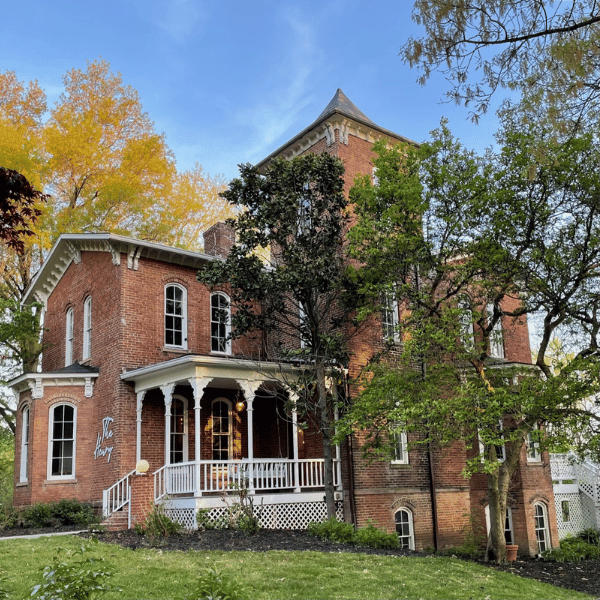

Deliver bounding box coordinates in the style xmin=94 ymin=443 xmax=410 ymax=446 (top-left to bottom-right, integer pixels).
xmin=458 ymin=297 xmax=474 ymax=351
xmin=165 ymin=284 xmax=187 ymax=348
xmin=212 ymin=399 xmax=231 ymax=461
xmin=170 ymin=396 xmax=188 ymax=463
xmin=487 ymin=303 xmax=504 ymax=358
xmin=485 ymin=506 xmax=514 ymax=544
xmin=211 ymin=293 xmax=231 ymax=354
xmin=395 ymin=508 xmax=414 ymax=549
xmin=65 ymin=308 xmax=74 ymax=366
xmin=83 ymin=297 xmax=92 ymax=360
xmin=534 ymin=503 xmax=550 ymax=552
xmin=381 ymin=290 xmax=399 ymax=342
xmin=20 ymin=406 xmax=29 ymax=482
xmin=48 ymin=403 xmax=76 ymax=479
xmin=527 ymin=425 xmax=541 ymax=462
xmin=391 ymin=429 xmax=408 ymax=464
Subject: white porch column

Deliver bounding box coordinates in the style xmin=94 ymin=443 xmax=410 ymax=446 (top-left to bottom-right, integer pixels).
xmin=189 ymin=377 xmax=211 ymax=498
xmin=161 ymin=383 xmax=175 ymax=466
xmin=329 ymin=377 xmax=343 ymax=491
xmin=136 ymin=391 xmax=146 ymax=465
xmin=238 ymin=380 xmax=262 ymax=493
xmin=289 ymin=390 xmax=301 ymax=493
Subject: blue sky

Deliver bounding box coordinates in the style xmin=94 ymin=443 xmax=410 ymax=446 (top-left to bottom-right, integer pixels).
xmin=2 ymin=0 xmax=504 ymax=181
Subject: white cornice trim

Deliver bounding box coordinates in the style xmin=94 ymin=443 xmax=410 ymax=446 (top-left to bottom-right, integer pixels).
xmin=9 ymin=372 xmax=100 ymax=399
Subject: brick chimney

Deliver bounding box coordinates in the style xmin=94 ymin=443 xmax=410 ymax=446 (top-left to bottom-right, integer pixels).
xmin=203 ymin=222 xmax=235 ymax=259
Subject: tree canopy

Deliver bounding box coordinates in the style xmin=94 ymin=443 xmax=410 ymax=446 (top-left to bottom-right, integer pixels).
xmin=403 ymin=1 xmax=600 ymax=127
xmin=339 ymin=122 xmax=600 ymax=561
xmin=198 ymin=152 xmax=361 ymax=517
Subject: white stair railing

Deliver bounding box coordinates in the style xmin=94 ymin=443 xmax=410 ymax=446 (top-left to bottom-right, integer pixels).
xmin=102 ymin=469 xmax=136 ymax=528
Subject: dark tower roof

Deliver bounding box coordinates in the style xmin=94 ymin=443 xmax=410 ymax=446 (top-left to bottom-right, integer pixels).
xmin=316 ymin=88 xmax=375 ymax=124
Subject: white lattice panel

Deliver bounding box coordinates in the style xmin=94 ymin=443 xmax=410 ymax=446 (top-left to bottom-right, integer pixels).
xmin=195 ymin=501 xmax=343 ymax=530
xmin=553 ymin=493 xmax=588 ymax=539
xmin=165 ymin=508 xmax=196 ymax=530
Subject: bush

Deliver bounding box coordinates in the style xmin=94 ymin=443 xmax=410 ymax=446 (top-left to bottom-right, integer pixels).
xmin=186 ymin=568 xmax=246 ymax=600
xmin=30 ymin=539 xmax=120 ymax=599
xmin=308 ymin=517 xmax=355 ymax=543
xmin=134 ymin=504 xmax=182 ymax=538
xmin=576 ymin=528 xmax=600 ymax=546
xmin=542 ymin=536 xmax=600 ymax=562
xmin=53 ymin=499 xmax=96 ymax=525
xmin=353 ymin=521 xmax=399 ymax=549
xmin=22 ymin=503 xmax=52 ymax=528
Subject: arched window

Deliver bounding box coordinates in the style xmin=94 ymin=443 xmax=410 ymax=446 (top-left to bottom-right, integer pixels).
xmin=211 ymin=293 xmax=231 ymax=354
xmin=165 ymin=284 xmax=187 ymax=348
xmin=83 ymin=296 xmax=92 ymax=360
xmin=20 ymin=406 xmax=29 ymax=482
xmin=212 ymin=398 xmax=231 ymax=461
xmin=395 ymin=508 xmax=414 ymax=549
xmin=48 ymin=403 xmax=76 ymax=479
xmin=485 ymin=505 xmax=514 ymax=545
xmin=534 ymin=502 xmax=551 ymax=552
xmin=65 ymin=307 xmax=74 ymax=366
xmin=170 ymin=396 xmax=188 ymax=463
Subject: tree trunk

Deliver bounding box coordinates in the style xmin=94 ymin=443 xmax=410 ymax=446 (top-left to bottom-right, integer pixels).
xmin=316 ymin=357 xmax=336 ymax=519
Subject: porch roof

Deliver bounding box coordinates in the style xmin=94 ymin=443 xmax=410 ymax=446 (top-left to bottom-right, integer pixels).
xmin=120 ymin=353 xmax=299 ymax=394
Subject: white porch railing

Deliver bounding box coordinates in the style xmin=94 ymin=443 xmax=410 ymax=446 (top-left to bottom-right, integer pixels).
xmin=154 ymin=458 xmax=341 ymax=501
xmin=102 ymin=469 xmax=136 ymax=527
xmin=551 ymin=453 xmax=600 ymax=504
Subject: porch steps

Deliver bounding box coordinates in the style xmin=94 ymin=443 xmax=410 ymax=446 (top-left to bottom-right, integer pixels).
xmin=102 ymin=509 xmax=130 ymax=532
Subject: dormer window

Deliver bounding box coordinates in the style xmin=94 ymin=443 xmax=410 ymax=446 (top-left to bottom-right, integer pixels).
xmin=165 ymin=284 xmax=187 ymax=348
xmin=211 ymin=292 xmax=231 ymax=354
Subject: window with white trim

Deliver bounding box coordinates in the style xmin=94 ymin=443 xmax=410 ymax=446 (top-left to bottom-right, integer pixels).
xmin=212 ymin=398 xmax=231 ymax=461
xmin=527 ymin=425 xmax=541 ymax=462
xmin=485 ymin=505 xmax=514 ymax=544
xmin=48 ymin=403 xmax=76 ymax=479
xmin=458 ymin=297 xmax=474 ymax=351
xmin=65 ymin=307 xmax=74 ymax=366
xmin=170 ymin=396 xmax=188 ymax=463
xmin=391 ymin=429 xmax=408 ymax=464
xmin=165 ymin=284 xmax=187 ymax=348
xmin=381 ymin=290 xmax=399 ymax=342
xmin=83 ymin=296 xmax=92 ymax=360
xmin=395 ymin=508 xmax=414 ymax=549
xmin=20 ymin=406 xmax=29 ymax=482
xmin=479 ymin=421 xmax=505 ymax=462
xmin=211 ymin=292 xmax=231 ymax=354
xmin=534 ymin=502 xmax=551 ymax=552
xmin=487 ymin=303 xmax=504 ymax=358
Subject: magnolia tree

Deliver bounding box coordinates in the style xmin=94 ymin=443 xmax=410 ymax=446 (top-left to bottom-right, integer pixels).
xmin=198 ymin=152 xmax=364 ymax=518
xmin=338 ymin=121 xmax=600 ymax=562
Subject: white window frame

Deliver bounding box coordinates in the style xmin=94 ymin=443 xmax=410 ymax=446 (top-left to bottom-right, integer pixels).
xmin=381 ymin=290 xmax=399 ymax=343
xmin=47 ymin=403 xmax=76 ymax=480
xmin=391 ymin=429 xmax=409 ymax=465
xmin=299 ymin=304 xmax=307 ymax=349
xmin=487 ymin=303 xmax=504 ymax=359
xmin=395 ymin=508 xmax=415 ymax=550
xmin=534 ymin=502 xmax=551 ymax=553
xmin=458 ymin=297 xmax=474 ymax=351
xmin=83 ymin=296 xmax=92 ymax=361
xmin=170 ymin=395 xmax=189 ymax=464
xmin=527 ymin=425 xmax=541 ymax=462
xmin=211 ymin=292 xmax=231 ymax=355
xmin=211 ymin=398 xmax=232 ymax=461
xmin=19 ymin=406 xmax=29 ymax=483
xmin=479 ymin=421 xmax=505 ymax=462
xmin=165 ymin=284 xmax=187 ymax=349
xmin=65 ymin=307 xmax=74 ymax=366
xmin=485 ymin=505 xmax=514 ymax=545
xmin=372 ymin=166 xmax=379 ymax=186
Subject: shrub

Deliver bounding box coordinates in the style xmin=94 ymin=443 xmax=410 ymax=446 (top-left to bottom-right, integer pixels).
xmin=576 ymin=528 xmax=600 ymax=546
xmin=52 ymin=499 xmax=96 ymax=526
xmin=30 ymin=539 xmax=120 ymax=599
xmin=187 ymin=568 xmax=246 ymax=600
xmin=307 ymin=517 xmax=355 ymax=543
xmin=542 ymin=536 xmax=600 ymax=562
xmin=353 ymin=521 xmax=399 ymax=549
xmin=134 ymin=503 xmax=182 ymax=538
xmin=22 ymin=503 xmax=52 ymax=528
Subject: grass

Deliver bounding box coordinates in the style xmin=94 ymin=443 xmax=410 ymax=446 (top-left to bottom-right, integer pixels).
xmin=0 ymin=535 xmax=592 ymax=600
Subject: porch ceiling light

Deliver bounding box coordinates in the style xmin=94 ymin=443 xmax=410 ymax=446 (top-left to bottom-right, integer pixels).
xmin=136 ymin=459 xmax=149 ymax=474
xmin=236 ymin=400 xmax=245 ymax=412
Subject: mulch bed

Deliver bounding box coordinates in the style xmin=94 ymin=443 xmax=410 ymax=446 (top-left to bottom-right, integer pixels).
xmin=3 ymin=526 xmax=599 ymax=597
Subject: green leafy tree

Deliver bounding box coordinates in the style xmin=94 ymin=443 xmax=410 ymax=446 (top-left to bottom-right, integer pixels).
xmin=403 ymin=0 xmax=600 ymax=128
xmin=339 ymin=124 xmax=600 ymax=562
xmin=198 ymin=153 xmax=361 ymax=518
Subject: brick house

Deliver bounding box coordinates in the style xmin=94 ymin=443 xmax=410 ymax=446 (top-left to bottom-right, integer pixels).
xmin=10 ymin=89 xmax=558 ymax=554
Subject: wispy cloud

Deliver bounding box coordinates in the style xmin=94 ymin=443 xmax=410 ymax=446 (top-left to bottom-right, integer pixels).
xmin=133 ymin=0 xmax=206 ymax=44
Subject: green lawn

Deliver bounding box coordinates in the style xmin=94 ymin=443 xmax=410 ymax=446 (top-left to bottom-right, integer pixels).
xmin=0 ymin=535 xmax=591 ymax=600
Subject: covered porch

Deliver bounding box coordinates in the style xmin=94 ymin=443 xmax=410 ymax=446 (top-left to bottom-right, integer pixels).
xmin=106 ymin=355 xmax=343 ymax=529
